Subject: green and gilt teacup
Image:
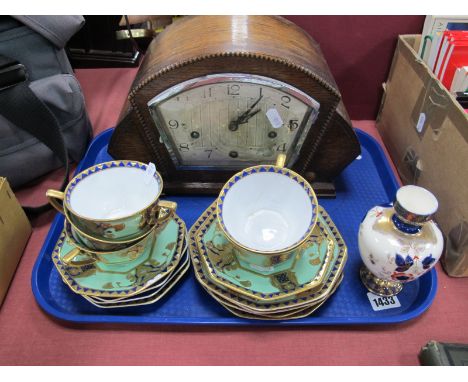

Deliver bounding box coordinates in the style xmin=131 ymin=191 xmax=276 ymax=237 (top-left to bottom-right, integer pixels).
xmin=215 ymin=154 xmax=319 ymax=274
xmin=46 ymin=160 xmax=176 ymax=242
xmin=62 ymin=218 xmax=156 ymax=266
xmin=64 ymin=199 xmax=175 ymax=252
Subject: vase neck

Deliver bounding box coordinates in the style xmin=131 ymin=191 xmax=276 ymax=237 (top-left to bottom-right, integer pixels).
xmin=391 ymin=213 xmax=422 ymax=234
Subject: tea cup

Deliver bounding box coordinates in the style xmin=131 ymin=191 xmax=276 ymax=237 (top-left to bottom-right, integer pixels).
xmin=63 ymin=199 xmax=175 ymax=252
xmin=62 ymin=218 xmax=156 ymax=267
xmin=216 ymin=154 xmax=318 ymax=272
xmin=46 ymin=160 xmax=176 ymax=241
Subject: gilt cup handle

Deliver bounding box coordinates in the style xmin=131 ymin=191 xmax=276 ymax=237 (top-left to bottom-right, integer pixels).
xmin=154 ymin=200 xmax=177 ymax=226
xmin=62 ymin=247 xmax=96 ymax=267
xmin=142 ymin=200 xmax=177 ymax=228
xmin=46 ymin=189 xmax=65 ymax=214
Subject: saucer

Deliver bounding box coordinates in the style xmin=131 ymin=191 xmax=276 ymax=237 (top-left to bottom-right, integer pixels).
xmin=88 ymin=236 xmax=188 ymax=303
xmin=52 ymin=215 xmax=186 ymax=298
xmin=202 ymin=274 xmax=344 ymax=320
xmin=191 ymin=202 xmax=335 ymax=302
xmin=189 ymin=203 xmax=347 ymax=314
xmin=82 ymin=250 xmax=191 ymax=309
xmin=85 ymin=244 xmax=190 ymax=306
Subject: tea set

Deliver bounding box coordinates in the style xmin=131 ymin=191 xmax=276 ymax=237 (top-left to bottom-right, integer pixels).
xmin=45 ymin=154 xmax=443 ymax=318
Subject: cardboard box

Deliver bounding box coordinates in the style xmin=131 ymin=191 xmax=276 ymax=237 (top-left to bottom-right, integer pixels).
xmin=0 ymin=177 xmax=31 ymax=306
xmin=377 ymin=35 xmax=468 ymax=277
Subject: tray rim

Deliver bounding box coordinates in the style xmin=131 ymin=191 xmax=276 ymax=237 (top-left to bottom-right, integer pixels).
xmin=31 ymin=127 xmax=438 ymax=326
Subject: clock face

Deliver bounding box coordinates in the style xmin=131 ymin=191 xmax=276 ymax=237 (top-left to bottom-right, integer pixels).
xmin=147 ymin=74 xmax=320 ymax=169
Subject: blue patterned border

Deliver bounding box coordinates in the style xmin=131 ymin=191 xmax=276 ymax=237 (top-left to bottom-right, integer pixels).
xmin=65 ymin=160 xmax=162 ymax=207
xmin=217 ymin=165 xmax=318 ymax=254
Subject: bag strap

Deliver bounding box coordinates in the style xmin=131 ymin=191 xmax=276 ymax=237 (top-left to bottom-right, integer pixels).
xmin=0 ymin=54 xmax=69 ymax=216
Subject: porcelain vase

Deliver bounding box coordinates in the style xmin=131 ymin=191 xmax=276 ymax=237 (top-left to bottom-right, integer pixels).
xmin=358 ymin=185 xmax=444 ymax=296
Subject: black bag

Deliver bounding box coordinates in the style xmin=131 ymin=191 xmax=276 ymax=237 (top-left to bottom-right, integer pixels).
xmin=0 ymin=16 xmax=92 ymax=213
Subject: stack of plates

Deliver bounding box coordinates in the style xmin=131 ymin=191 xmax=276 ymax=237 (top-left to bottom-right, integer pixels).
xmin=189 ymin=202 xmax=347 ymax=320
xmin=51 ymin=215 xmax=189 ymax=309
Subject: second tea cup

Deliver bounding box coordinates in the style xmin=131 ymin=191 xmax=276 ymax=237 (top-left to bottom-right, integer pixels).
xmin=63 ymin=199 xmax=176 ymax=252
xmin=62 ymin=218 xmax=156 ymax=267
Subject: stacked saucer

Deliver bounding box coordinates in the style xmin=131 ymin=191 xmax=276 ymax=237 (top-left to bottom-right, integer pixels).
xmin=52 ymin=215 xmax=189 ymax=308
xmin=189 ymin=202 xmax=347 ymax=320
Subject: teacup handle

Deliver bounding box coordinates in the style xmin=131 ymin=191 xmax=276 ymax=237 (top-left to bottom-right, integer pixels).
xmin=62 ymin=247 xmax=97 ymax=267
xmin=276 ymin=153 xmax=286 ymax=168
xmin=46 ymin=189 xmax=65 ymax=214
xmin=141 ymin=200 xmax=177 ymax=228
xmin=154 ymin=200 xmax=177 ymax=225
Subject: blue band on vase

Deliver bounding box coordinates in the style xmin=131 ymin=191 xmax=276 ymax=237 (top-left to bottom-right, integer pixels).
xmin=392 ymin=214 xmax=422 ymax=234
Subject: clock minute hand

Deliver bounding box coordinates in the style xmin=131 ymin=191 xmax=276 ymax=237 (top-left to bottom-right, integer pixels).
xmin=229 ymin=95 xmax=263 ymax=131
xmin=238 ymin=94 xmax=263 ymax=121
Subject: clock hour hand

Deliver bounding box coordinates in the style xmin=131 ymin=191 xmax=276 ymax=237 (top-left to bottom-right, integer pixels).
xmin=229 ymin=94 xmax=263 ymax=131
xmin=229 ymin=109 xmax=261 ymax=131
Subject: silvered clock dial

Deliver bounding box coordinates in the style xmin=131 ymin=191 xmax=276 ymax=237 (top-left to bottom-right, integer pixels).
xmin=148 ymin=74 xmax=320 ymax=170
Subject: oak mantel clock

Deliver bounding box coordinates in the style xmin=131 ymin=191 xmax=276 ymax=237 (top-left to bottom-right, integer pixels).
xmin=108 ymin=16 xmax=360 ymax=196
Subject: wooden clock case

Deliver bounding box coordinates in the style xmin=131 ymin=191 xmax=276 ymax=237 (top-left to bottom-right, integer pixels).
xmin=108 ymin=16 xmax=361 ymax=196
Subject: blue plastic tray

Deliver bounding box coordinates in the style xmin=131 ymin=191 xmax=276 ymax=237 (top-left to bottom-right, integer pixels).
xmin=31 ymin=128 xmax=437 ymax=325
